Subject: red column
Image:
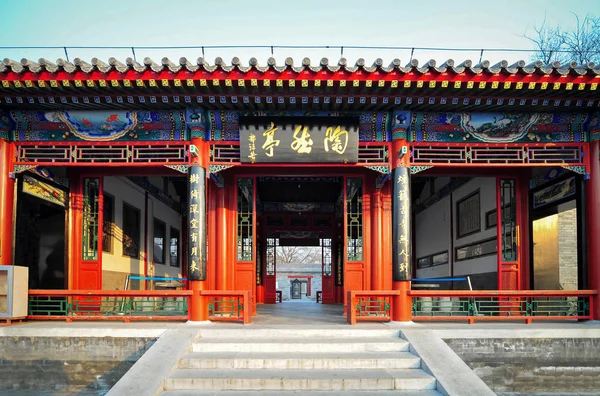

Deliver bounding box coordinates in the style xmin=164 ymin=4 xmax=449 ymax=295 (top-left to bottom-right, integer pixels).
xmin=216 ymin=184 xmax=228 ymax=290
xmin=371 ymin=187 xmax=383 ymax=290
xmin=381 ymin=184 xmax=393 ymax=290
xmin=391 ymin=138 xmax=412 ymax=322
xmin=586 ymin=140 xmax=600 ymax=320
xmin=207 ymin=181 xmax=217 ymax=291
xmin=0 ymin=139 xmax=15 ymax=265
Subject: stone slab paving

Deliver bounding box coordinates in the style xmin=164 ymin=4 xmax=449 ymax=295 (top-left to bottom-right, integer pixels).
xmin=161 ymin=391 xmax=441 ymax=396
xmin=2 ymin=303 xmax=600 ymax=395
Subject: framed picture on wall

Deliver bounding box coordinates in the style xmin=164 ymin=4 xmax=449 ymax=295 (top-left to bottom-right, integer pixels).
xmin=455 ymin=238 xmax=497 ymax=261
xmin=456 ymin=190 xmax=481 ymax=238
xmin=533 ymin=176 xmax=576 ymax=209
xmin=485 ymin=209 xmax=497 ymax=229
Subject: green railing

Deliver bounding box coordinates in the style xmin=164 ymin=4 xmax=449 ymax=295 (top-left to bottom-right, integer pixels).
xmin=201 ymin=290 xmax=252 ymax=324
xmin=28 ymin=290 xmax=191 ymax=322
xmin=207 ymin=297 xmax=243 ymax=318
xmin=355 ymin=297 xmax=391 ymax=318
xmin=409 ymin=290 xmax=595 ymax=324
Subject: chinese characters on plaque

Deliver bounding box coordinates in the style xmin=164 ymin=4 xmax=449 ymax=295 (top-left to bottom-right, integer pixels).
xmin=188 ymin=166 xmax=206 ymax=281
xmin=392 ymin=167 xmax=411 ymax=281
xmin=240 ymin=117 xmax=359 ymax=163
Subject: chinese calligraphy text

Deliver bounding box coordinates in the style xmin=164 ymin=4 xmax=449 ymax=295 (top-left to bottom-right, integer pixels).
xmin=188 ymin=165 xmax=206 ymax=281
xmin=240 ymin=116 xmax=359 ymax=163
xmin=392 ymin=167 xmax=412 ymax=281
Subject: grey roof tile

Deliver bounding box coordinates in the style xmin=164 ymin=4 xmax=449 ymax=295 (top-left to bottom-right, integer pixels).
xmin=0 ymin=56 xmax=598 ymax=76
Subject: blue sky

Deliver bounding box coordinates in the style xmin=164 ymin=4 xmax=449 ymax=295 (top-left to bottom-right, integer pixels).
xmin=1 ymin=0 xmax=599 ymax=65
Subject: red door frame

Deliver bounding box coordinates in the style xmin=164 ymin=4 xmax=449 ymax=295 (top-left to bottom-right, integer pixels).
xmin=72 ymin=174 xmax=104 ymax=290
xmin=413 ymin=166 xmax=529 ymax=290
xmin=496 ymin=177 xmax=523 ymax=291
xmin=232 ymin=174 xmax=258 ymax=313
xmin=343 ymin=174 xmax=369 ymax=310
xmin=227 ymin=166 xmax=373 ymax=306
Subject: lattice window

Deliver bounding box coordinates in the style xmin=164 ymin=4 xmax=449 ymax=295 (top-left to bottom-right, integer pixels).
xmin=266 ymin=237 xmax=276 ymax=276
xmin=500 ymin=179 xmax=517 ymax=262
xmin=237 ymin=178 xmax=254 ymax=261
xmin=346 ymin=178 xmax=363 ymax=261
xmin=411 ymin=144 xmax=585 ymax=166
xmin=153 ymin=218 xmax=166 ymax=265
xmin=169 ymin=227 xmax=180 ymax=267
xmin=211 ymin=144 xmax=241 ymax=163
xmin=322 ymin=238 xmax=332 ymax=276
xmin=122 ymin=202 xmax=141 ymax=259
xmin=102 ymin=193 xmax=114 ymax=254
xmin=82 ymin=178 xmax=100 ymax=261
xmin=16 ymin=143 xmax=189 ymax=165
xmin=358 ymin=145 xmax=388 ymax=163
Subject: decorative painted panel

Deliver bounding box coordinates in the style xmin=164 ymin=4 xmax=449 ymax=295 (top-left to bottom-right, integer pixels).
xmin=0 ymin=110 xmax=11 ymax=140
xmin=208 ymin=111 xmax=390 ymax=142
xmin=10 ymin=110 xmax=186 ymax=141
xmin=208 ymin=111 xmax=241 ymax=141
xmin=185 ymin=108 xmax=207 ymax=139
xmin=391 ymin=111 xmax=411 ymax=140
xmin=358 ymin=112 xmax=389 ymax=142
xmin=410 ymin=112 xmax=589 ymax=143
xmin=588 ymin=112 xmax=600 ymax=141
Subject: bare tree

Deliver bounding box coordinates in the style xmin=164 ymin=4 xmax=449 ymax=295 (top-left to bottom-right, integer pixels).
xmin=523 ymin=13 xmax=600 ymax=64
xmin=277 ymin=246 xmax=321 ymax=265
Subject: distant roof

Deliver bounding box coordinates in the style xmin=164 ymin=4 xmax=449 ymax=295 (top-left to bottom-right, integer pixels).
xmin=1 ymin=56 xmax=599 ymax=76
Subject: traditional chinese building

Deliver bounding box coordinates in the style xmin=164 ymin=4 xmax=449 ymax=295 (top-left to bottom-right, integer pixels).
xmin=0 ymin=56 xmax=599 ymax=321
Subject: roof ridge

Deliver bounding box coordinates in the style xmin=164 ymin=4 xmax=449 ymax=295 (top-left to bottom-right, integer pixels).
xmin=1 ymin=57 xmax=598 ymax=77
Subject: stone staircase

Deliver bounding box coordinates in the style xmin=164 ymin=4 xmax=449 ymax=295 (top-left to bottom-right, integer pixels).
xmin=160 ymin=328 xmax=441 ymax=395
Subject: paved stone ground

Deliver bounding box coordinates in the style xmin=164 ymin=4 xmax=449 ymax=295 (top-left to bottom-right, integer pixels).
xmin=1 ymin=303 xmax=600 ymax=395
xmin=498 ymin=393 xmax=600 ymax=396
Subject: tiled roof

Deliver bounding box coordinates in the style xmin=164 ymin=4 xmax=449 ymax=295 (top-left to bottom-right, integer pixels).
xmin=2 ymin=56 xmax=599 ymax=76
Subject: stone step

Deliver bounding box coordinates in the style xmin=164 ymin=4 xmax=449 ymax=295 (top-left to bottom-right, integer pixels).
xmin=179 ymin=351 xmax=421 ymax=369
xmin=164 ymin=368 xmax=437 ymax=391
xmin=191 ymin=338 xmax=410 ymax=353
xmin=195 ymin=328 xmax=402 ymax=339
xmin=162 ymin=390 xmax=442 ymax=396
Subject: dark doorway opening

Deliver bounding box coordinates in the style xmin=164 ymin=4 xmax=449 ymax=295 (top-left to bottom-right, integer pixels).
xmin=14 ymin=174 xmax=68 ymax=289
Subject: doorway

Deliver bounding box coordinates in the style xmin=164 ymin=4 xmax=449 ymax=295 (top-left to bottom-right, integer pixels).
xmin=530 ymin=175 xmax=584 ymax=290
xmin=14 ymin=174 xmax=68 ymax=289
xmin=255 ymin=176 xmax=344 ymax=304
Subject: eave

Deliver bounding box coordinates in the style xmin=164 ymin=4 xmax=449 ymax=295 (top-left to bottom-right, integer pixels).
xmin=1 ymin=57 xmax=598 ymax=112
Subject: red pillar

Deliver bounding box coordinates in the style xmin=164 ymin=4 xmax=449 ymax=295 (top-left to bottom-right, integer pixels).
xmin=391 ymin=138 xmax=412 ymax=322
xmin=586 ymin=140 xmax=600 ymax=320
xmin=216 ymin=184 xmax=228 ymax=290
xmin=371 ymin=187 xmax=383 ymax=290
xmin=0 ymin=139 xmax=15 ymax=266
xmin=207 ymin=181 xmax=217 ymax=291
xmin=381 ymin=184 xmax=393 ymax=290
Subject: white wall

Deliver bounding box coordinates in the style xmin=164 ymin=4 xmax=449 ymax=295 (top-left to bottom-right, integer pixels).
xmin=415 ymin=196 xmax=451 ymax=279
xmin=414 ymin=177 xmax=498 ymax=280
xmin=102 ymin=177 xmax=183 ymax=289
xmin=452 ymin=178 xmax=497 ymax=276
xmin=147 ymin=194 xmax=184 ymax=280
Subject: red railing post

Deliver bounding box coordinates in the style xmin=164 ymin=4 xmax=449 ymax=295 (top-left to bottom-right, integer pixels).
xmin=346 ymin=291 xmax=356 ymax=325
xmin=243 ymin=291 xmax=251 ymax=324
xmin=392 ymin=282 xmax=412 ymax=322
xmin=189 ymin=281 xmax=207 ymax=322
